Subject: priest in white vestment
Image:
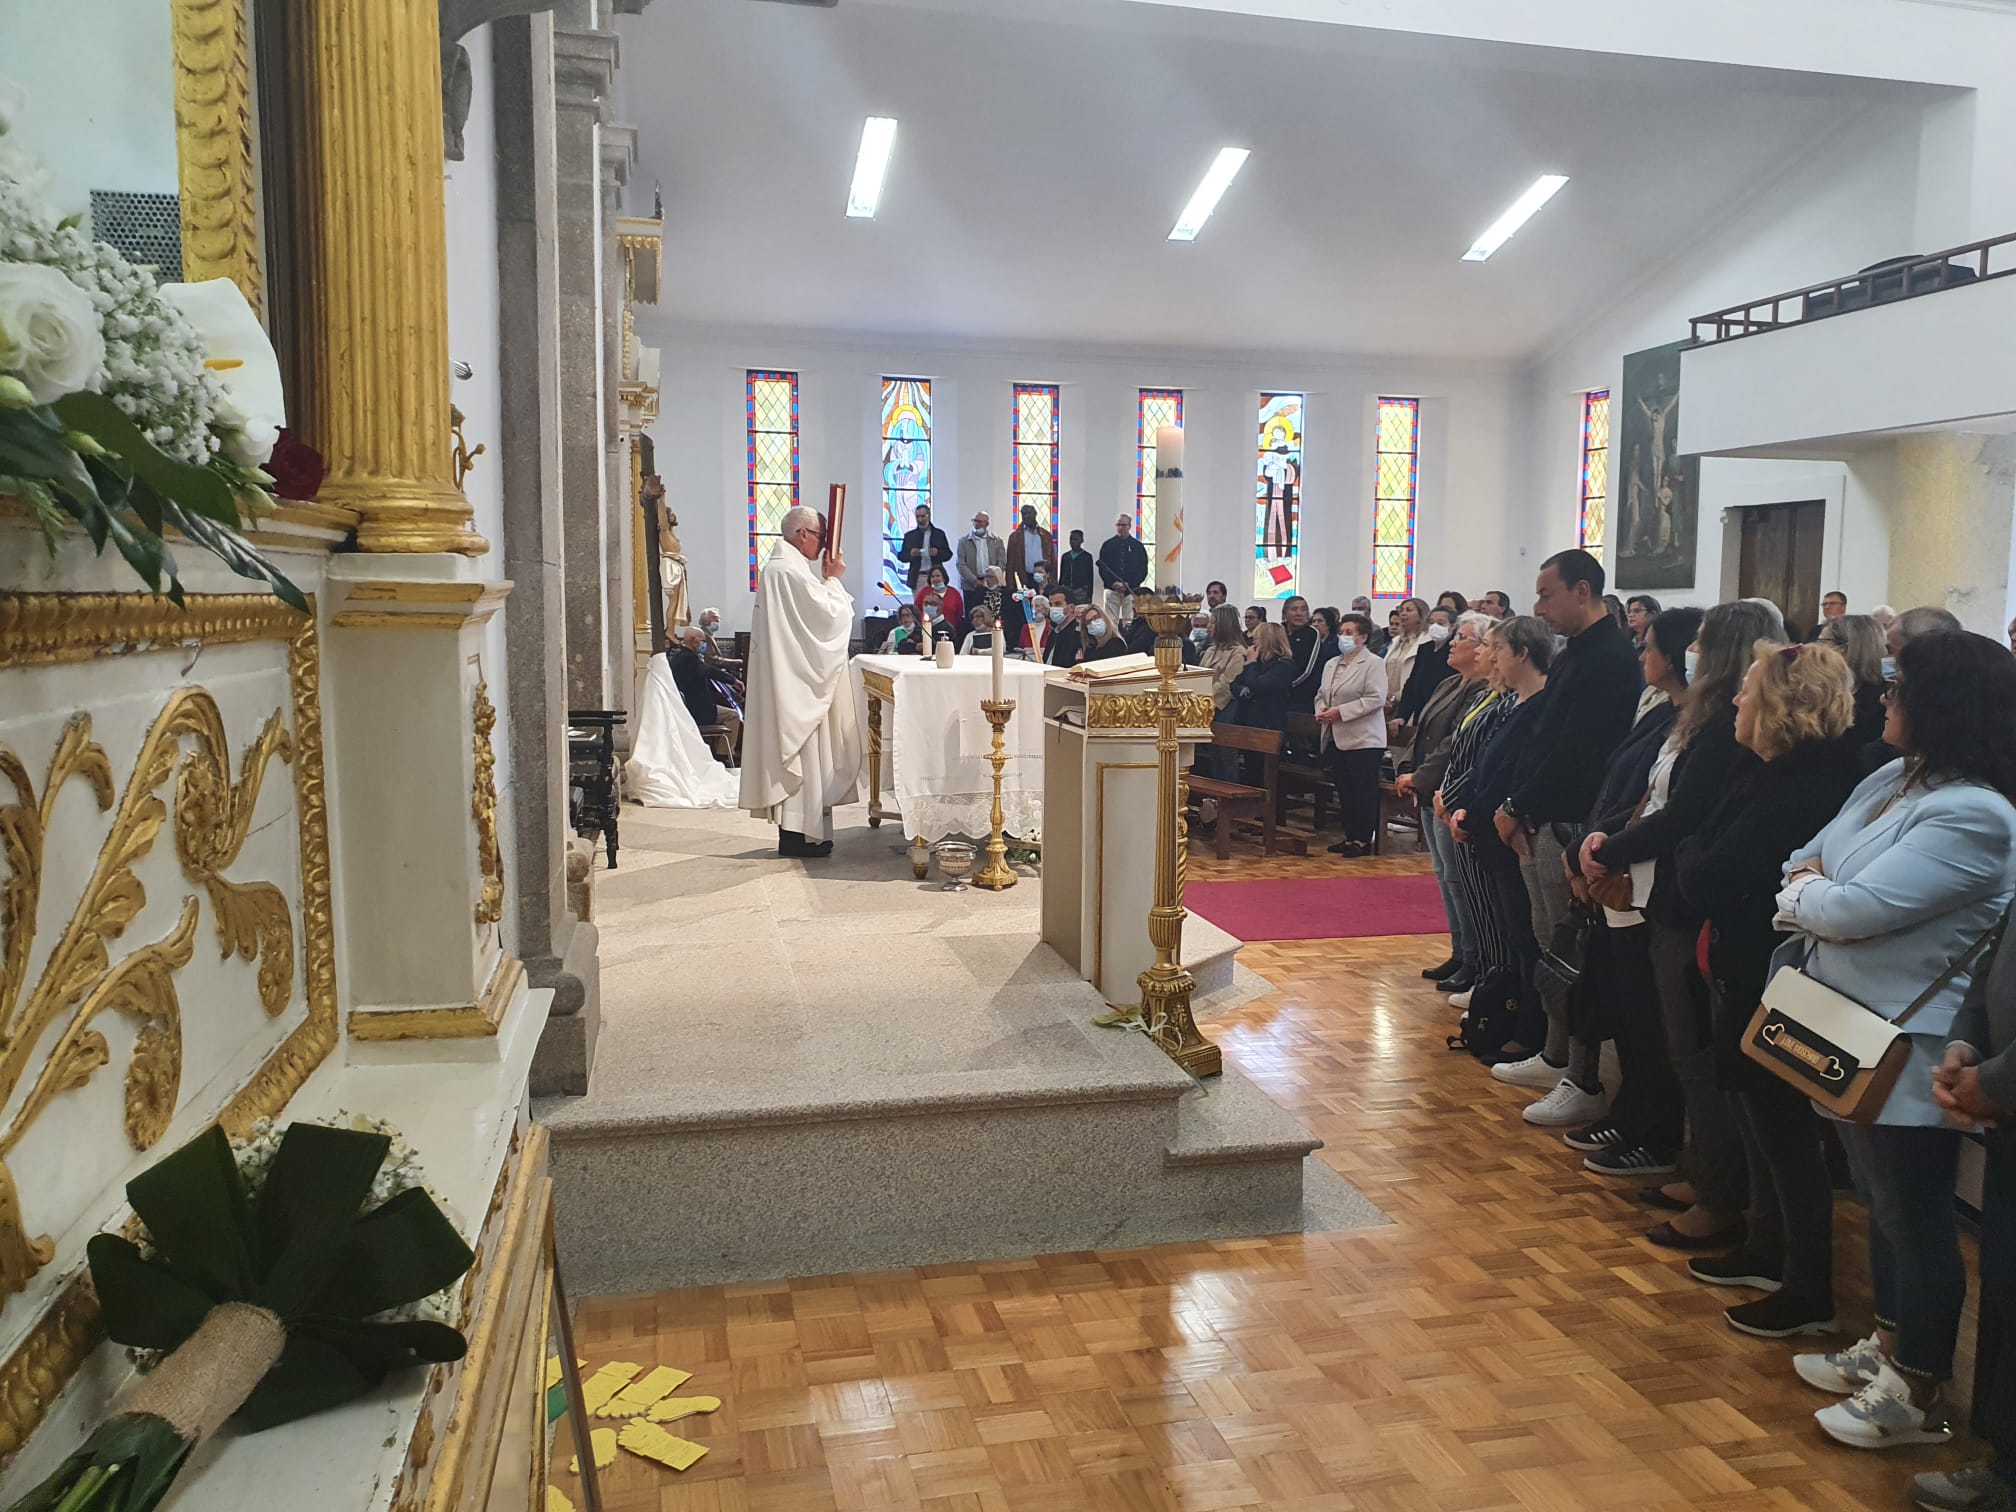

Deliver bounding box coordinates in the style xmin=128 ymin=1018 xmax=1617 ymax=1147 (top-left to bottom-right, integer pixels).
xmin=739 ymin=506 xmax=862 ymax=857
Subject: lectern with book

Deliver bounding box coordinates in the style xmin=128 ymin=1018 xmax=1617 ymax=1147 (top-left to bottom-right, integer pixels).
xmin=1039 ymin=655 xmax=1217 ymax=1004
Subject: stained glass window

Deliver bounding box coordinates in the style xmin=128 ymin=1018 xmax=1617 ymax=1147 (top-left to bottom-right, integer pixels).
xmin=1254 ymin=392 xmax=1303 ymax=600
xmin=746 ymin=370 xmax=799 ymax=590
xmin=1137 ymin=389 xmax=1183 ymax=564
xmin=1012 ymin=383 xmax=1060 ymax=540
xmin=881 ymin=377 xmax=933 ymax=596
xmin=1372 ymin=397 xmax=1420 ymax=599
xmin=1580 ymin=389 xmax=1611 ymax=562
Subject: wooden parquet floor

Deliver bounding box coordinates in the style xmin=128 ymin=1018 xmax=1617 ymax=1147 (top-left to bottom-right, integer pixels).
xmin=562 ymin=842 xmax=1979 ymax=1512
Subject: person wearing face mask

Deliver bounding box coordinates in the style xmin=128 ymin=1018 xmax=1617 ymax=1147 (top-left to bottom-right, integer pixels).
xmin=877 ymin=604 xmax=921 ymax=655
xmin=1349 ymin=596 xmax=1390 ymax=656
xmin=1043 ymin=599 xmax=1083 ymax=667
xmin=1393 ymin=606 xmax=1457 ymax=729
xmin=1288 ymin=606 xmax=1342 ymax=730
xmin=914 ymin=565 xmax=964 ymax=638
xmin=1076 ymin=609 xmax=1129 ymax=664
xmin=1314 ymin=612 xmax=1390 ymax=856
xmin=1005 ymin=504 xmax=1055 ymax=591
xmin=957 ymin=512 xmax=1006 ymax=599
xmin=917 ymin=586 xmax=960 ymax=649
xmin=1581 ymin=599 xmax=1787 ymax=1246
xmin=1017 ymin=591 xmax=1064 ymax=660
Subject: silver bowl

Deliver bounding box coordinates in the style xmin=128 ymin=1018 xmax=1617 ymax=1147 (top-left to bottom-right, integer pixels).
xmin=933 ymin=840 xmax=977 ymax=891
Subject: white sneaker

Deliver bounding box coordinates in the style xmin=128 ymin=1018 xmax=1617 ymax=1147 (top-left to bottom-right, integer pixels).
xmin=1814 ymin=1361 xmax=1954 ymax=1449
xmin=1449 ymin=987 xmax=1474 ymax=1010
xmin=1795 ymin=1332 xmax=1886 ymax=1395
xmin=1523 ymin=1079 xmax=1607 ymax=1127
xmin=1492 ymin=1053 xmax=1563 ymax=1089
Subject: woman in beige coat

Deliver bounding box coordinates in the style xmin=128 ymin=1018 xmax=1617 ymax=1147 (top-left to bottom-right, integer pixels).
xmin=1315 ymin=610 xmax=1390 ymax=856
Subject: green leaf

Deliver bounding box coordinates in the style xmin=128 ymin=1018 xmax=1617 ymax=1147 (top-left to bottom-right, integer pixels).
xmin=310 ymin=1187 xmax=474 ymax=1319
xmin=50 ymin=392 xmax=239 ymax=526
xmin=87 ymin=1235 xmax=216 ymax=1351
xmin=123 ymin=1126 xmax=256 ymax=1301
xmin=2 ymin=1411 xmax=191 ymax=1512
xmin=159 ymin=503 xmax=310 ymax=614
xmin=252 ymin=1124 xmax=389 ymax=1317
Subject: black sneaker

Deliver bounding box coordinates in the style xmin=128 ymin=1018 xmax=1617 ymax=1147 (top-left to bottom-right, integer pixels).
xmin=1687 ymin=1249 xmax=1783 ymax=1292
xmin=1437 ymin=971 xmax=1476 ymax=995
xmin=1583 ymin=1145 xmax=1679 ymax=1177
xmin=1725 ymin=1292 xmax=1838 ymax=1339
xmin=1422 ymin=958 xmax=1461 ymax=982
xmin=1562 ymin=1121 xmax=1625 ymax=1153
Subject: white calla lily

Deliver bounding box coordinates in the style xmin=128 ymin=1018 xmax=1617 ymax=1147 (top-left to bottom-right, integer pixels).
xmin=160 ymin=278 xmax=286 ymax=467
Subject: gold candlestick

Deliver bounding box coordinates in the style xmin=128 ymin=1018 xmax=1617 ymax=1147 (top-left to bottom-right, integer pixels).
xmin=1126 ymin=593 xmax=1220 ymax=1078
xmin=974 ymin=698 xmax=1018 ymax=890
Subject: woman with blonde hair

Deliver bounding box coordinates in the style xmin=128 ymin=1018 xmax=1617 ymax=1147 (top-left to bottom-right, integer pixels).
xmin=1674 ymin=642 xmax=1865 ymax=1337
xmin=1815 ymin=612 xmax=1888 ymax=745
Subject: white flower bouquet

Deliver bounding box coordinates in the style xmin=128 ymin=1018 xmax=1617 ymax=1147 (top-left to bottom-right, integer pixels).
xmin=0 ymin=84 xmax=303 ymax=610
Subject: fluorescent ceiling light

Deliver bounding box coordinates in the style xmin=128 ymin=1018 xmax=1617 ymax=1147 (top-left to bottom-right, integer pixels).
xmin=846 ymin=117 xmax=898 ymax=219
xmin=1168 ymin=148 xmax=1250 ymax=242
xmin=1462 ymin=174 xmax=1569 ymax=262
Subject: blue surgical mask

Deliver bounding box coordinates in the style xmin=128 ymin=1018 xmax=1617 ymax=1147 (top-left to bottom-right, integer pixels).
xmin=1684 ymin=649 xmax=1700 ymax=681
xmin=928 ymin=608 xmax=944 ymax=622
xmin=1337 ymin=635 xmax=1358 ymax=654
xmin=1088 ymin=619 xmax=1108 ymax=638
xmin=1881 ymin=656 xmax=1896 ymax=679
xmin=1049 ymin=606 xmax=1066 ymax=625
xmin=1190 ymin=627 xmax=1208 ymax=643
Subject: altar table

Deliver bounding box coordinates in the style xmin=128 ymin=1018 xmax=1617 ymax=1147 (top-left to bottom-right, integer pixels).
xmin=852 ymin=654 xmax=1047 ymax=874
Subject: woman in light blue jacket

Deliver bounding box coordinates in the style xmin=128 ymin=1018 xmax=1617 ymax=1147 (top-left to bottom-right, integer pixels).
xmin=1773 ymin=632 xmax=2016 ymax=1454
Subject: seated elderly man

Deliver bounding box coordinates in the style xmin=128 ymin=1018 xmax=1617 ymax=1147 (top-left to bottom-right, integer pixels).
xmin=669 ymin=626 xmax=741 ymax=756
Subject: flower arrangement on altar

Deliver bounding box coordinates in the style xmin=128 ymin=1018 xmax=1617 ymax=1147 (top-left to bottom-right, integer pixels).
xmin=7 ymin=1116 xmax=474 ymax=1512
xmin=0 ymin=83 xmax=306 ymax=609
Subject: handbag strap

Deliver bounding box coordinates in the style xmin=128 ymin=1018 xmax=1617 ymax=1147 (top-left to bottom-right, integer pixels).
xmin=1891 ymin=914 xmax=2008 ymax=1030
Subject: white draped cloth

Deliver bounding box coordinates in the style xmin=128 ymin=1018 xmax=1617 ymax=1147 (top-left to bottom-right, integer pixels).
xmin=739 ymin=539 xmax=862 ymax=840
xmin=851 ymin=654 xmax=1046 ymax=840
xmin=626 ymin=657 xmax=739 ymax=809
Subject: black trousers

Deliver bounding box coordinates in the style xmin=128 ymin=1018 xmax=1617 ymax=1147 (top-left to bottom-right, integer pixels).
xmin=1594 ymin=921 xmax=1684 ymax=1155
xmin=1976 ymin=1127 xmax=2014 ymax=1465
xmin=1325 ymin=747 xmax=1383 ymax=845
xmin=1732 ymin=1076 xmax=1836 ymax=1303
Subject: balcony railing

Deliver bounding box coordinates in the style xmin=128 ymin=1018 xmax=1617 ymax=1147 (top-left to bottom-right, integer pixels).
xmin=1688 ymin=231 xmax=2016 ymax=346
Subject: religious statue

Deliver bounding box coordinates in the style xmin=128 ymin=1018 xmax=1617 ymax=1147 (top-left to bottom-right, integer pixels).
xmin=644 ymin=473 xmax=689 ymax=633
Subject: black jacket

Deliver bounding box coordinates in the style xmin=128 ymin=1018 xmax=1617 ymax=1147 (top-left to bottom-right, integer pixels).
xmin=1468 ymin=689 xmax=1553 ymax=848
xmin=1676 ymin=733 xmax=1866 ymax=1092
xmin=1125 ymin=618 xmax=1159 ymax=656
xmin=1395 ymin=640 xmax=1452 ymax=724
xmin=667 ymin=646 xmax=718 ymax=727
xmin=1227 ymin=657 xmax=1294 ymax=732
xmin=1849 ymin=682 xmax=1886 ymax=748
xmin=1504 ymin=614 xmax=1643 ymax=825
xmin=900 ymin=524 xmax=952 ymax=588
xmin=1058 ymin=548 xmax=1096 ymax=599
xmin=1564 ymin=701 xmax=1678 ymax=874
xmin=1287 ymin=629 xmax=1337 ymax=714
xmin=1593 ymin=713 xmax=1747 ymax=929
xmin=1097 ymin=534 xmax=1149 ymax=593
xmin=1045 ymin=622 xmax=1082 ymax=667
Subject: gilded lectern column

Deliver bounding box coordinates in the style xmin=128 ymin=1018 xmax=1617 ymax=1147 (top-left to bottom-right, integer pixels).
xmin=290 ymin=0 xmax=486 ymax=556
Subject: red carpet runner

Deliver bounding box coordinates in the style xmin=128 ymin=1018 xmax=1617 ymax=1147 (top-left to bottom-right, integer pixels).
xmin=1184 ymin=873 xmax=1450 ymax=942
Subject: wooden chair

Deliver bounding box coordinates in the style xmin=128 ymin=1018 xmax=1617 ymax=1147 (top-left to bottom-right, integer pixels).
xmin=1188 ymin=725 xmax=1309 ymax=859
xmin=1279 ymin=714 xmax=1335 ymax=831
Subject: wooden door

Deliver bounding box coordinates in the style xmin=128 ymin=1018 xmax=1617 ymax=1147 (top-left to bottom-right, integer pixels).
xmin=1737 ymin=500 xmax=1827 ymax=641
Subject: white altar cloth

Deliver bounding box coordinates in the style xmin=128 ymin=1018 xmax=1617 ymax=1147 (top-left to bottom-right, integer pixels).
xmin=852 ymin=654 xmax=1047 ymax=839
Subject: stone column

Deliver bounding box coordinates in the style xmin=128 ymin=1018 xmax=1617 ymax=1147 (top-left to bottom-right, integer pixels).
xmin=553 ymin=25 xmax=617 ymax=710
xmin=600 ymin=124 xmax=638 ymax=731
xmin=493 ymin=12 xmax=601 ymax=1095
xmin=289 ymin=0 xmax=486 ymax=556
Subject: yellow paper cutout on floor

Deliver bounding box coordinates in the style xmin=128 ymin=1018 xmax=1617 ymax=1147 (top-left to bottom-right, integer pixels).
xmin=618 ymin=1418 xmax=709 ymax=1472
xmin=646 ymin=1394 xmax=723 ymax=1424
xmin=545 ymin=1488 xmax=575 ymax=1512
xmin=567 ymin=1427 xmax=617 ymax=1474
xmin=544 ymin=1356 xmax=563 ymax=1391
xmin=598 ymin=1363 xmax=693 ymax=1417
xmin=579 ymin=1362 xmax=639 ymax=1414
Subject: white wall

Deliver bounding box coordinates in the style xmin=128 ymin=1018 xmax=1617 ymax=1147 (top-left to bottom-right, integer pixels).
xmin=641 ymin=321 xmax=1517 ymax=630
xmin=441 ymin=24 xmax=518 ymax=951
xmin=1514 ymin=111 xmax=1923 ymax=612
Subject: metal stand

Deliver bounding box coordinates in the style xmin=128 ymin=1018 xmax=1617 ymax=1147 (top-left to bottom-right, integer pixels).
xmin=974 ymin=698 xmax=1018 ymax=890
xmin=1127 ymin=595 xmax=1221 ymax=1078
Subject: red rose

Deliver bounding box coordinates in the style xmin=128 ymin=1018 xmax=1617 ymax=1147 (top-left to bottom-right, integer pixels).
xmin=266 ymin=428 xmax=325 ymax=501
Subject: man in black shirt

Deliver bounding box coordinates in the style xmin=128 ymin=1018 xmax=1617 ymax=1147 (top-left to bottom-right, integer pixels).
xmin=1097 ymin=513 xmax=1149 ymax=626
xmin=1281 ymin=597 xmax=1319 ymax=710
xmin=670 ymin=627 xmax=740 ymax=749
xmin=899 ymin=505 xmax=951 ymax=589
xmin=1058 ymin=529 xmax=1096 ymax=604
xmin=1492 ymin=549 xmax=1644 ymax=1124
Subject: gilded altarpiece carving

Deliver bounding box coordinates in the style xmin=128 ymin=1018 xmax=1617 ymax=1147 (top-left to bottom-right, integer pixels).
xmin=0 ymin=593 xmax=338 ymax=1454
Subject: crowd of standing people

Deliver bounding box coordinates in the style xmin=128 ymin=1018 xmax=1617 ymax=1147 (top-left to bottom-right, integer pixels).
xmin=1398 ymin=550 xmax=2013 ymax=1512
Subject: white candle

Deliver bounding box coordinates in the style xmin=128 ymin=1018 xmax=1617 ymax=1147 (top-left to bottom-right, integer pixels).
xmin=991 ymin=620 xmax=1005 ymax=702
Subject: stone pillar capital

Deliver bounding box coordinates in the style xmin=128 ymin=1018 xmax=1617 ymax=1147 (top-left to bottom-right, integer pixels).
xmin=600 ymin=122 xmax=638 ymax=192
xmin=553 ymin=28 xmax=617 ymax=114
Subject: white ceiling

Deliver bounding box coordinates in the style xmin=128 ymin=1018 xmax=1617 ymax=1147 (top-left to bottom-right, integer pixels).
xmin=614 ymin=0 xmax=1938 ymax=363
